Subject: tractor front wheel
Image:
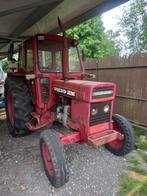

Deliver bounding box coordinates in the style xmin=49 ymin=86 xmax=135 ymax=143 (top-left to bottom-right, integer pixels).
xmin=40 ymin=129 xmax=69 ymax=188
xmin=105 ymin=114 xmax=135 ymax=156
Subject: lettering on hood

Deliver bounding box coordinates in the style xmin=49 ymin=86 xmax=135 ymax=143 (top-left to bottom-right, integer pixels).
xmin=54 ymin=87 xmax=76 ymax=97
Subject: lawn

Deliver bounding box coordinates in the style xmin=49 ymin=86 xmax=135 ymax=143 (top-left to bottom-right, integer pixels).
xmin=119 ymin=126 xmax=147 ymax=196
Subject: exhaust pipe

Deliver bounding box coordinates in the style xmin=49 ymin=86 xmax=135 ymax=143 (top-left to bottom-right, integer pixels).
xmin=58 ymin=17 xmax=69 ymax=80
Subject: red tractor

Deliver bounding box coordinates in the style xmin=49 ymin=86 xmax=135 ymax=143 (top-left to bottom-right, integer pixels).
xmin=5 ymin=19 xmax=135 ymax=188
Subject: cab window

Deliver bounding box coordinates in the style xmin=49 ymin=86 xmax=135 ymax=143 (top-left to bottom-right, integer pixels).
xmin=26 ymin=41 xmax=34 ymax=71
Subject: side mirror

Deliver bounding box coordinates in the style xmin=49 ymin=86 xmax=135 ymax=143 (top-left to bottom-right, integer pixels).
xmin=82 ymin=49 xmax=86 ymax=62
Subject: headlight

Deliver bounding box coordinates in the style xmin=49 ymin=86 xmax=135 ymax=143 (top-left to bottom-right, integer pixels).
xmin=103 ymin=104 xmax=110 ymax=113
xmin=91 ymin=108 xmax=98 ymax=116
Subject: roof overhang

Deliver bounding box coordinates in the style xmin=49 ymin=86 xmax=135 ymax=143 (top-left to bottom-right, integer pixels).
xmin=0 ymin=0 xmax=129 ymax=59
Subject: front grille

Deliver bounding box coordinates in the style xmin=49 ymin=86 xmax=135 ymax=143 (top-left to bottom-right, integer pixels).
xmin=92 ymin=87 xmax=113 ymax=99
xmin=90 ymin=102 xmax=111 ymax=126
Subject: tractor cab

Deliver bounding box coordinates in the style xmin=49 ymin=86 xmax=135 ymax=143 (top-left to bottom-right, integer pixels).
xmin=17 ymin=34 xmax=83 ymax=79
xmin=9 ymin=33 xmax=88 ymax=114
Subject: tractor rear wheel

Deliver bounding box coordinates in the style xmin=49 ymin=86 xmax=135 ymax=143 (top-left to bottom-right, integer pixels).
xmin=40 ymin=129 xmax=69 ymax=188
xmin=105 ymin=114 xmax=135 ymax=156
xmin=4 ymin=77 xmax=33 ymax=137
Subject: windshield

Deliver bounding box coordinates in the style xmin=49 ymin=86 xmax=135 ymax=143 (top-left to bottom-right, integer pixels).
xmin=38 ymin=40 xmax=81 ymax=73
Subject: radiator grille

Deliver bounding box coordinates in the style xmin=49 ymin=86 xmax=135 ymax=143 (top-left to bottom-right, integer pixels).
xmin=90 ymin=102 xmax=111 ymax=126
xmin=92 ymin=87 xmax=113 ymax=99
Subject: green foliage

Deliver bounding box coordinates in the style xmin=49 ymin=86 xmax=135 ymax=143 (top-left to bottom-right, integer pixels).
xmin=1 ymin=59 xmax=10 ymax=72
xmin=114 ymin=0 xmax=147 ymax=55
xmin=67 ymin=16 xmax=116 ymax=58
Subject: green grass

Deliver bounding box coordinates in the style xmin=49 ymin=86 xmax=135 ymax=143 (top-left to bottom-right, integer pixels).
xmin=119 ymin=126 xmax=147 ymax=196
xmin=139 ymin=183 xmax=147 ymax=196
xmin=140 ymin=151 xmax=147 ymax=163
xmin=119 ymin=174 xmax=141 ymax=196
xmin=119 ymin=173 xmax=147 ymax=196
xmin=133 ymin=126 xmax=146 ymax=138
xmin=133 ymin=126 xmax=147 ymax=150
xmin=128 ymin=155 xmax=140 ymax=166
xmin=138 ymin=141 xmax=147 ymax=150
xmin=128 ymin=166 xmax=147 ymax=176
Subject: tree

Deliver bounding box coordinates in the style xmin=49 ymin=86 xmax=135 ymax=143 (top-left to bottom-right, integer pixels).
xmin=67 ymin=16 xmax=116 ymax=58
xmin=114 ymin=0 xmax=147 ymax=55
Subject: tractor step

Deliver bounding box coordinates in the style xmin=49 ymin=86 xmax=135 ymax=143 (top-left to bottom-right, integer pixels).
xmin=88 ymin=130 xmax=123 ymax=147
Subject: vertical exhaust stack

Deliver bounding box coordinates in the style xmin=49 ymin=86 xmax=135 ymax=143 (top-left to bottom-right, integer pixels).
xmin=58 ymin=17 xmax=69 ymax=80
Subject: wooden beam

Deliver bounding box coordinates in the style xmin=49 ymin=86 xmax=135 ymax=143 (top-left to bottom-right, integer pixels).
xmin=0 ymin=35 xmax=29 ymax=41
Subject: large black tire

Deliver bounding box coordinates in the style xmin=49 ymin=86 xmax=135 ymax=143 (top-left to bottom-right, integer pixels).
xmin=4 ymin=77 xmax=33 ymax=137
xmin=40 ymin=129 xmax=69 ymax=188
xmin=105 ymin=114 xmax=135 ymax=156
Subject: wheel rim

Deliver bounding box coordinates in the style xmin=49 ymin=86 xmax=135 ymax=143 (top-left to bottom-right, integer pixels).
xmin=42 ymin=143 xmax=55 ymax=176
xmin=108 ymin=122 xmax=124 ymax=148
xmin=7 ymin=90 xmax=14 ymax=126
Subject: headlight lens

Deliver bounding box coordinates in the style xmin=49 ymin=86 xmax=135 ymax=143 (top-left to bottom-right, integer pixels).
xmin=91 ymin=108 xmax=98 ymax=116
xmin=103 ymin=104 xmax=110 ymax=113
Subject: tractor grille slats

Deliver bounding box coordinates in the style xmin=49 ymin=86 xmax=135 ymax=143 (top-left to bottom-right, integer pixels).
xmin=92 ymin=87 xmax=113 ymax=99
xmin=90 ymin=102 xmax=111 ymax=126
xmin=90 ymin=114 xmax=110 ymax=125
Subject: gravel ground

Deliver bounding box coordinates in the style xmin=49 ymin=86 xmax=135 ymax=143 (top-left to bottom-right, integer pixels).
xmin=0 ymin=123 xmax=128 ymax=196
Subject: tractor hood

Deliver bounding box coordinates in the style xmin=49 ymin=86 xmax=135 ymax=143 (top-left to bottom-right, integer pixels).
xmin=53 ymin=80 xmax=116 ymax=102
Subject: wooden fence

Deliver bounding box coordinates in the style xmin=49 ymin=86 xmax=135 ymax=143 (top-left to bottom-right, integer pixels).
xmin=85 ymin=53 xmax=147 ymax=127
